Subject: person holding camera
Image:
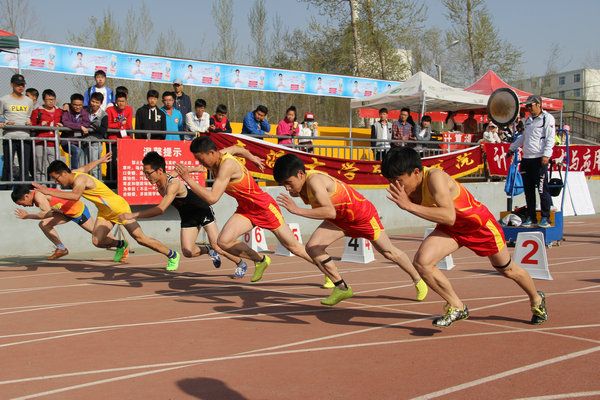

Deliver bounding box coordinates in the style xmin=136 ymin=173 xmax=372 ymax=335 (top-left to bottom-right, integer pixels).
xmin=299 ymin=112 xmax=318 ymax=153
xmin=507 ymin=95 xmax=556 ymax=228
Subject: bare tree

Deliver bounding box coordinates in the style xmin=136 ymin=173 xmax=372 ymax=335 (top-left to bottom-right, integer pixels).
xmin=248 ymin=0 xmax=268 ymax=66
xmin=210 ymin=0 xmax=237 ymax=63
xmin=0 ymin=0 xmax=40 ymax=37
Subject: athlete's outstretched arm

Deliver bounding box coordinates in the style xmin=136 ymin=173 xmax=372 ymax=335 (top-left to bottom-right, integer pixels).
xmin=277 ymin=175 xmax=336 ymax=220
xmin=73 ymin=152 xmax=112 ymax=174
xmin=120 ymin=180 xmax=179 ymax=222
xmin=387 ymin=169 xmax=456 ymax=225
xmin=168 ymin=165 xmax=205 ymax=178
xmin=174 ymin=160 xmax=233 ymax=205
xmin=220 ymin=146 xmax=265 ymax=171
xmin=32 ymin=175 xmax=86 ymax=202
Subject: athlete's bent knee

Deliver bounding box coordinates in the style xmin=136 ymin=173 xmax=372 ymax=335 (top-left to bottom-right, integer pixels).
xmin=181 ymin=248 xmax=195 ymax=258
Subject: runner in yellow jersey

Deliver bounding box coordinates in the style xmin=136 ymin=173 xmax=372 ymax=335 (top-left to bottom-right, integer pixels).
xmin=32 ymin=158 xmax=180 ymax=270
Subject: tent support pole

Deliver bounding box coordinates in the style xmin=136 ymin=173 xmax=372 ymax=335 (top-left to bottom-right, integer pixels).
xmin=349 ymin=107 xmax=353 ymax=159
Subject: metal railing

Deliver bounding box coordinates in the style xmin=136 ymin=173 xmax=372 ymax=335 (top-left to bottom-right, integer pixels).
xmin=0 ymin=125 xmax=487 ymax=188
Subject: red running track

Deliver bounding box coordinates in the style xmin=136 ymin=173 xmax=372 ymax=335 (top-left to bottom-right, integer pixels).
xmin=0 ymin=216 xmax=599 ymax=399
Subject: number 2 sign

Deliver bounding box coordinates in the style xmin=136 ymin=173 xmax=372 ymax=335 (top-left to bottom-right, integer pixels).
xmin=514 ymin=232 xmax=553 ymax=280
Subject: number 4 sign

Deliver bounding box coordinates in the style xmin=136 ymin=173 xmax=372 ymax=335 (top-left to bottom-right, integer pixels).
xmin=275 ymin=223 xmax=303 ymax=257
xmin=242 ymin=227 xmax=269 ymax=253
xmin=514 ymin=232 xmax=553 ymax=280
xmin=341 ymin=237 xmax=375 ymax=264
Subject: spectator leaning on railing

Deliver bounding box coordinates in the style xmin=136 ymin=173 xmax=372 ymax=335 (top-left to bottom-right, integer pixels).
xmin=161 ymin=91 xmax=184 ymax=141
xmin=241 ymin=105 xmax=270 ymax=138
xmin=84 ymin=92 xmax=107 ymax=179
xmin=391 ymin=107 xmax=415 ymax=148
xmin=1 ymin=74 xmax=34 ymax=183
xmin=370 ymin=107 xmax=392 ymax=161
xmin=276 ymin=105 xmax=299 ymax=147
xmin=135 ymin=89 xmax=166 ymax=140
xmin=186 ymin=98 xmax=210 ymax=136
xmin=84 ymin=70 xmax=114 ymax=111
xmin=30 ymin=89 xmax=63 ymax=181
xmin=208 ymin=104 xmax=232 ymax=134
xmin=61 ymin=93 xmax=90 ymax=170
xmin=102 ymin=91 xmax=133 ymax=182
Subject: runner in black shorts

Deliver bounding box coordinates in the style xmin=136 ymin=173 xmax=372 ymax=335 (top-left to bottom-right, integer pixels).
xmin=119 ymin=151 xmax=247 ymax=275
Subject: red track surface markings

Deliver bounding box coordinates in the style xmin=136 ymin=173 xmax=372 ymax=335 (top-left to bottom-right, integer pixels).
xmin=0 ymin=215 xmax=599 ymax=399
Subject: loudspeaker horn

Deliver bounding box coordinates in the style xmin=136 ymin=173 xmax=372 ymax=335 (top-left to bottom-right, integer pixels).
xmin=487 ymin=88 xmax=519 ymax=127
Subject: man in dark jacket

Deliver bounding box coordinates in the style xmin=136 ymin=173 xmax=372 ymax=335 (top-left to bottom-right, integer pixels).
xmin=135 ymin=90 xmax=167 ymax=139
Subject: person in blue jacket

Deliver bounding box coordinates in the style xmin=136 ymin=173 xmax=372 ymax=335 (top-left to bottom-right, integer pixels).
xmin=241 ymin=105 xmax=270 ymax=139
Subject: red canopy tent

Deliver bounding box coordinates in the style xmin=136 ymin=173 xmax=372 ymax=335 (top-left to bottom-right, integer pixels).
xmin=464 ymin=70 xmax=563 ymax=111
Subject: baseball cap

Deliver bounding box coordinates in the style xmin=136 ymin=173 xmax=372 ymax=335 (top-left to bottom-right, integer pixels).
xmin=524 ymin=95 xmax=542 ymax=105
xmin=173 ymin=78 xmax=183 ymax=85
xmin=10 ymin=74 xmax=26 ymax=85
xmin=304 ymin=112 xmax=315 ymax=120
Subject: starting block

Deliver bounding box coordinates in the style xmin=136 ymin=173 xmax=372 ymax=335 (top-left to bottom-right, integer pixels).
xmin=423 ymin=228 xmax=454 ymax=270
xmin=275 ymin=223 xmax=303 ymax=256
xmin=341 ymin=237 xmax=375 ymax=264
xmin=514 ymin=231 xmax=552 ymax=280
xmin=242 ymin=227 xmax=269 ymax=253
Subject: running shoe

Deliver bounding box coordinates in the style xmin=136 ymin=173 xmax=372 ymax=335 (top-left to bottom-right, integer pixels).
xmin=520 ymin=218 xmax=534 ymax=228
xmin=321 ymin=286 xmax=354 ymax=306
xmin=531 ymin=291 xmax=548 ymax=325
xmin=231 ymin=261 xmax=248 ymax=279
xmin=208 ymin=249 xmax=222 ymax=268
xmin=113 ymin=240 xmax=129 ymax=263
xmin=322 ymin=276 xmax=335 ymax=289
xmin=251 ymin=255 xmax=271 ymax=282
xmin=415 ymin=279 xmax=428 ymax=301
xmin=48 ymin=248 xmax=69 ymax=260
xmin=432 ymin=304 xmax=469 ymax=327
xmin=538 ymin=218 xmax=551 ymax=228
xmin=166 ymin=251 xmax=181 ymax=271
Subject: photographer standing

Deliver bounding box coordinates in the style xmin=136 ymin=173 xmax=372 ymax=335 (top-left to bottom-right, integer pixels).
xmin=508 ymin=95 xmax=555 ymax=228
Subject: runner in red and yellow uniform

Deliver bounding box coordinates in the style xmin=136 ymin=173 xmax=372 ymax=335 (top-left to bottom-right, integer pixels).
xmin=273 ymin=154 xmax=427 ymax=306
xmin=174 ymin=136 xmax=327 ymax=284
xmin=382 ymin=147 xmax=548 ymax=327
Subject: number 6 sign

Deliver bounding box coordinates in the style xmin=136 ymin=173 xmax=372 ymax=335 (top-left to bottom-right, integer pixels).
xmin=514 ymin=232 xmax=552 ymax=280
xmin=242 ymin=227 xmax=269 ymax=253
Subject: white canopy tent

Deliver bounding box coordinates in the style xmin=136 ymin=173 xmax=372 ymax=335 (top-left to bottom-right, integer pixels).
xmin=350 ymin=71 xmax=490 ymax=113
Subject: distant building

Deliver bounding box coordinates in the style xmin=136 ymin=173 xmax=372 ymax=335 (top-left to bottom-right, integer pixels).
xmin=513 ymin=69 xmax=600 ymax=117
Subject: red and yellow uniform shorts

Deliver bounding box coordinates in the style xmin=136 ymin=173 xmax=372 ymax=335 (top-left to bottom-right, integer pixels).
xmin=437 ymin=207 xmax=506 ymax=257
xmin=236 ymin=200 xmax=284 ymax=231
xmin=334 ymin=213 xmax=384 ymax=242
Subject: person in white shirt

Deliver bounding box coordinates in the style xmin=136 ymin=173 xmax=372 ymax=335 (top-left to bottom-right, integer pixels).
xmin=480 ymin=122 xmax=501 ymax=144
xmin=508 ymin=95 xmax=556 ymax=228
xmin=186 ymin=99 xmax=210 ymax=136
xmin=370 ymin=107 xmax=392 ymax=160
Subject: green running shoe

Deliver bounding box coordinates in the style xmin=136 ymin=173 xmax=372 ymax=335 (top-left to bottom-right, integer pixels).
xmin=251 ymin=255 xmax=271 ymax=282
xmin=166 ymin=251 xmax=181 ymax=271
xmin=415 ymin=279 xmax=428 ymax=301
xmin=113 ymin=240 xmax=129 ymax=263
xmin=321 ymin=286 xmax=354 ymax=306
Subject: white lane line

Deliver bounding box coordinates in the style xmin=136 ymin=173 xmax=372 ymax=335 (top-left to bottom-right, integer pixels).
xmin=0 ymin=329 xmax=113 ymax=349
xmin=409 ymin=346 xmax=600 ymax=400
xmin=512 ymin=391 xmax=600 ymax=400
xmin=0 ymin=283 xmax=90 ymax=295
xmin=2 ymin=324 xmax=599 ymax=387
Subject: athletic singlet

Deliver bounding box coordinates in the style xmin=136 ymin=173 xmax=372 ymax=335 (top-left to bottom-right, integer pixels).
xmin=45 ymin=188 xmax=85 ymax=217
xmin=300 ymin=170 xmax=372 ymax=223
xmin=218 ymin=152 xmax=275 ymax=210
xmin=73 ymin=171 xmax=130 ymax=216
xmin=167 ymin=175 xmax=211 ymax=214
xmin=420 ymin=167 xmax=486 ymax=227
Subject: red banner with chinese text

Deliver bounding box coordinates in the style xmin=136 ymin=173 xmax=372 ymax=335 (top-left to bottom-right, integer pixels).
xmin=210 ymin=133 xmax=484 ymax=186
xmin=118 ymin=139 xmax=207 ymax=205
xmin=483 ymin=143 xmax=600 ymax=177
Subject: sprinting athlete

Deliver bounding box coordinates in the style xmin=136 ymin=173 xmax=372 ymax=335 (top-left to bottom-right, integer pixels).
xmin=382 ymin=147 xmax=548 ymax=327
xmin=273 ymin=154 xmax=427 ymax=306
xmin=12 ymin=155 xmax=115 ymax=260
xmin=33 ymin=159 xmax=181 ymax=270
xmin=174 ymin=136 xmax=332 ymax=285
xmin=118 ymin=151 xmax=249 ymax=277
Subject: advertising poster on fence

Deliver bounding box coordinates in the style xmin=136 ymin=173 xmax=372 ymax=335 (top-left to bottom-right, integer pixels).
xmin=118 ymin=140 xmax=207 ymax=205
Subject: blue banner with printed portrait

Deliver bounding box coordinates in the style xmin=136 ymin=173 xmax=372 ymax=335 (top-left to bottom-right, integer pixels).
xmin=0 ymin=39 xmax=400 ymax=99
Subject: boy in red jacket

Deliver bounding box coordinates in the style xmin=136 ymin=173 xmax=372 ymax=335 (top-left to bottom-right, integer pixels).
xmin=30 ymin=89 xmax=63 ymax=181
